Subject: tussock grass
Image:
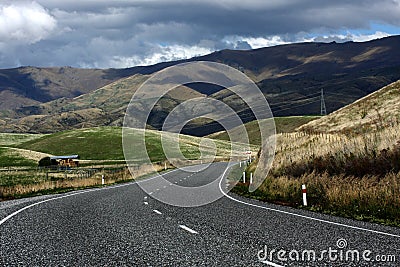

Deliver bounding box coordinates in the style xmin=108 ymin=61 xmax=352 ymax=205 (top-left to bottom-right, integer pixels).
xmin=240 ymin=122 xmax=400 ymax=226
xmin=272 ymin=125 xmax=400 ymax=176
xmin=234 ymin=172 xmax=400 ymax=226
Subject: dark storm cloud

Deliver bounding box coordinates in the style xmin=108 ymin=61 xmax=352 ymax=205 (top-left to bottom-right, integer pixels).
xmin=0 ymin=0 xmax=399 ymax=68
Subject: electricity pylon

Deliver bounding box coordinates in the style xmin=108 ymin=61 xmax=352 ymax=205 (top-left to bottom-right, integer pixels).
xmin=320 ymin=88 xmax=327 ymax=116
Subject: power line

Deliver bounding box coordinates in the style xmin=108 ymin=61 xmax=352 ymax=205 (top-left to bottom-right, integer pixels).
xmin=325 ymin=91 xmax=364 ymax=99
xmin=272 ymin=98 xmax=321 ymax=114
xmin=144 ymin=96 xmax=321 ymax=131
xmin=128 ymin=90 xmax=324 ymax=131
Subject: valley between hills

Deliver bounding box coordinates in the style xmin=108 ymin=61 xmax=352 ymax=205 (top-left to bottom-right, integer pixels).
xmin=1 ymin=36 xmax=400 ymax=226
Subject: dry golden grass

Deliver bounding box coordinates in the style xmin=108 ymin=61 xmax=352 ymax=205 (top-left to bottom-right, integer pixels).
xmin=272 ymin=124 xmax=400 ymax=172
xmin=256 ymin=172 xmax=399 ymax=208
xmin=244 ymin=106 xmax=400 ymax=225
xmin=0 ymin=162 xmax=166 ymax=199
xmin=233 ymin=171 xmax=400 ymax=225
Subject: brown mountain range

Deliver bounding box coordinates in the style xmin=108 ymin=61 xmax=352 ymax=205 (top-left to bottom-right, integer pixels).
xmin=1 ymin=35 xmax=400 ymax=134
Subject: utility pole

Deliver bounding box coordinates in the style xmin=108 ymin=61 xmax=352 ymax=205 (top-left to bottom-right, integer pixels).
xmin=320 ymin=88 xmax=327 ymax=116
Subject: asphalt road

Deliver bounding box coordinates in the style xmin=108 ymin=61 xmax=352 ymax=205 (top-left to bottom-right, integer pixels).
xmin=1 ymin=162 xmax=399 ymax=266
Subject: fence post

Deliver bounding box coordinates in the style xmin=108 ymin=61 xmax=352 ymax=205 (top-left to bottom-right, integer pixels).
xmin=302 ymin=184 xmax=307 ymax=206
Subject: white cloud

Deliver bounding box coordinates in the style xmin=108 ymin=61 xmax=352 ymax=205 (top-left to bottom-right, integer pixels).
xmin=0 ymin=1 xmax=56 ymax=44
xmin=242 ymin=36 xmax=290 ymax=49
xmin=306 ymin=31 xmax=392 ymax=43
xmin=105 ymin=45 xmax=212 ymax=68
xmin=1 ymin=1 xmax=400 ymax=68
xmin=350 ymin=31 xmax=391 ymax=42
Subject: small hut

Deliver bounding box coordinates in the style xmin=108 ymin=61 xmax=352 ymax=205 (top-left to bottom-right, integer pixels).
xmin=39 ymin=155 xmax=80 ymax=168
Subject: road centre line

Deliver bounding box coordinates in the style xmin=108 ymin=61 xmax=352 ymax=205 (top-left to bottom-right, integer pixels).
xmin=153 ymin=209 xmax=162 ymax=215
xmin=179 ymin=224 xmax=198 ymax=234
xmin=0 ymin=168 xmax=181 ymax=227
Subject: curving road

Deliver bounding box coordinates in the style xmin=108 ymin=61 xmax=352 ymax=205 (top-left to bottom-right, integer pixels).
xmin=1 ymin=162 xmax=399 ymax=266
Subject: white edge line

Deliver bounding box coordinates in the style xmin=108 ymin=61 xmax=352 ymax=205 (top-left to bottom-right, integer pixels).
xmin=3 ymin=164 xmax=399 ymax=239
xmin=0 ymin=190 xmax=87 ymax=226
xmin=0 ymin=168 xmax=180 ymax=227
xmin=179 ymin=224 xmax=198 ymax=234
xmin=218 ymin=163 xmax=400 ymax=238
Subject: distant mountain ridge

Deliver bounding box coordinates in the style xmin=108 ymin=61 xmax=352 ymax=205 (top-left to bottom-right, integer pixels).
xmin=1 ymin=35 xmax=400 ymax=134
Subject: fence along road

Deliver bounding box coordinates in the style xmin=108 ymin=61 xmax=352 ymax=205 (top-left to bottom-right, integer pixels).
xmin=0 ymin=162 xmax=399 ymax=266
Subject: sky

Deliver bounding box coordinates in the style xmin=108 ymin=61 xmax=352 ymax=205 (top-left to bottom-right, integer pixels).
xmin=0 ymin=0 xmax=400 ymax=69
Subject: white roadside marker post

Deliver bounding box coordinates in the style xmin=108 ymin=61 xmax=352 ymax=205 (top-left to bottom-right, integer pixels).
xmin=302 ymin=184 xmax=307 ymax=206
xmin=243 ymin=172 xmax=246 ymax=183
xmin=250 ymin=172 xmax=253 ymax=184
xmin=102 ymin=175 xmax=105 ymax=185
xmin=239 ymin=161 xmax=242 ymax=167
xmin=164 ymin=162 xmax=167 ymax=171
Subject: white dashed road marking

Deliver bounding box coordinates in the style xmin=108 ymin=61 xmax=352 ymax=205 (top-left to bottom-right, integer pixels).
xmin=153 ymin=210 xmax=162 ymax=215
xmin=179 ymin=224 xmax=198 ymax=234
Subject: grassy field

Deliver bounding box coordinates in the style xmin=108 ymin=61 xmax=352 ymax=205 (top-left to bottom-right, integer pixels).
xmin=15 ymin=126 xmax=254 ymax=162
xmin=0 ymin=147 xmax=37 ymax=167
xmin=0 ymin=126 xmax=258 ymax=199
xmin=17 ymin=127 xmax=125 ymax=160
xmin=0 ymin=133 xmax=45 ymax=146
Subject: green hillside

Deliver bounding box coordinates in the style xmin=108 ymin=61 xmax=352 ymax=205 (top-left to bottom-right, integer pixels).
xmin=16 ymin=126 xmax=253 ymax=163
xmin=0 ymin=133 xmax=44 ymax=146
